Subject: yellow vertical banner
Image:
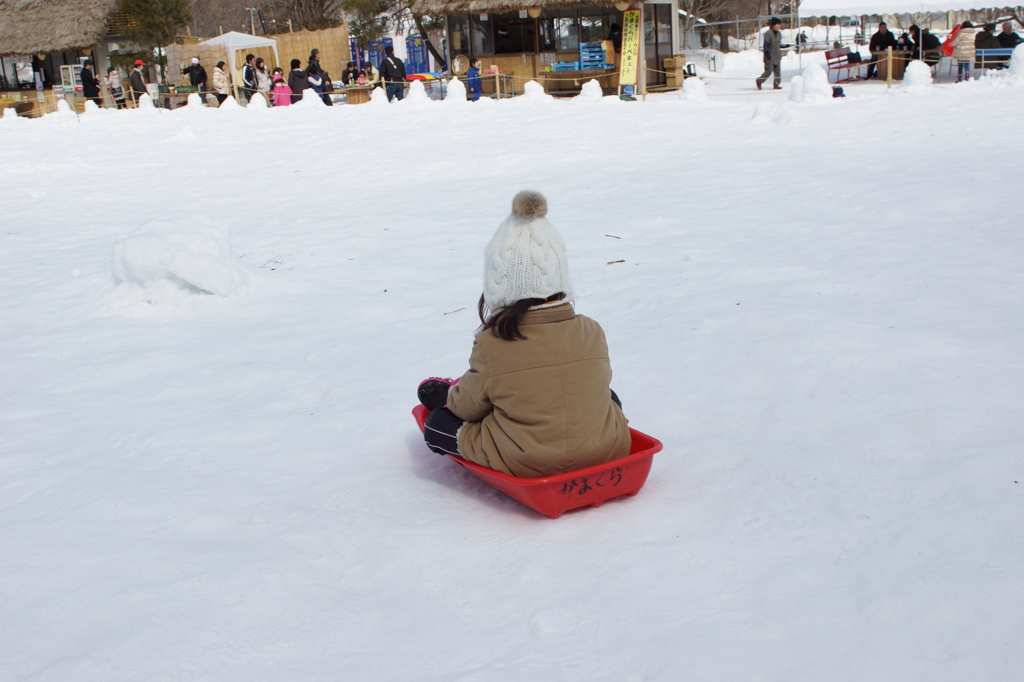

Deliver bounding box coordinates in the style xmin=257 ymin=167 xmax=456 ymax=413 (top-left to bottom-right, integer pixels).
xmin=619 ymin=9 xmax=641 ymax=87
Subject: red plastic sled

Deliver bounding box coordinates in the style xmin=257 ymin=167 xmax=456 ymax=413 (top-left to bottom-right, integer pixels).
xmin=413 ymin=405 xmax=662 ymax=518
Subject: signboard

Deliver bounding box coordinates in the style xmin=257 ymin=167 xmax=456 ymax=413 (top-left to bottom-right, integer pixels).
xmin=619 ymin=9 xmax=641 ymax=87
xmin=367 ymin=38 xmax=394 ymax=72
xmin=405 ymin=35 xmax=430 ymax=74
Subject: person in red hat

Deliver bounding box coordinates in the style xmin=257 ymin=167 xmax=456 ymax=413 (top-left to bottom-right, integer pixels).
xmin=129 ymin=59 xmax=148 ymax=105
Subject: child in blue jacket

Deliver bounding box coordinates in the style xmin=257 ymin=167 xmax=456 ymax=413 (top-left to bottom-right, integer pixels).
xmin=467 ymin=58 xmax=482 ymax=101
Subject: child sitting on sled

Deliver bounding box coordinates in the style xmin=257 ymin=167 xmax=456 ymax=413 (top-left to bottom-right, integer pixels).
xmin=419 ymin=190 xmax=630 ymax=478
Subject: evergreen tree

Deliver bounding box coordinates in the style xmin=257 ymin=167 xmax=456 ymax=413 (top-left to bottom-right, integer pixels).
xmin=118 ymin=0 xmax=193 ymax=82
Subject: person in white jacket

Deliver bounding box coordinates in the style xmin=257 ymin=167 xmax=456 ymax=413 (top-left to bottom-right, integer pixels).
xmin=951 ymin=21 xmax=978 ymax=82
xmin=212 ymin=62 xmax=232 ymax=105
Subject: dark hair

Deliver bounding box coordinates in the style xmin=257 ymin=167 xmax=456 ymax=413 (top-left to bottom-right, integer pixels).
xmin=216 ymin=61 xmax=225 ymax=69
xmin=385 ymin=46 xmax=395 ymax=55
xmin=291 ymin=58 xmax=301 ymax=69
xmin=962 ymin=21 xmax=974 ymax=28
xmin=984 ymin=23 xmax=995 ymax=31
xmin=246 ymin=53 xmax=254 ymax=61
xmin=346 ymin=61 xmax=354 ymax=68
xmin=770 ymin=17 xmax=782 ymax=27
xmin=478 ymin=293 xmax=566 ymax=341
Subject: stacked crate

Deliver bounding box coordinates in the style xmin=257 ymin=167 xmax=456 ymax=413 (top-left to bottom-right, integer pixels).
xmin=579 ymin=43 xmax=610 ymax=71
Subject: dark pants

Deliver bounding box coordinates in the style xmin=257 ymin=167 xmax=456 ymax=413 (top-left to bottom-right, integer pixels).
xmin=865 ymin=54 xmax=880 ymax=78
xmin=386 ymin=82 xmax=404 ymax=102
xmin=756 ymin=59 xmax=781 ymax=88
xmin=424 ymin=408 xmax=463 ymax=457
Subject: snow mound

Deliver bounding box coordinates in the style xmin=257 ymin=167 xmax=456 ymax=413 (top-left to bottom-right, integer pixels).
xmin=297 ymin=89 xmax=325 ymax=107
xmin=168 ymin=126 xmax=198 ymax=142
xmin=789 ymin=63 xmax=832 ymax=104
xmin=370 ymin=86 xmax=389 ymax=105
xmin=187 ymin=93 xmax=204 ymax=108
xmin=1010 ymin=44 xmax=1024 ymax=81
xmin=682 ymin=76 xmax=708 ymax=101
xmin=516 ymin=80 xmax=554 ymax=104
xmin=575 ymin=79 xmax=604 ymax=101
xmin=83 ymin=100 xmax=101 ymax=114
xmin=111 ymin=216 xmax=249 ymax=300
xmin=137 ymin=94 xmax=156 ymax=110
xmin=445 ymin=77 xmax=467 ymax=103
xmin=247 ymin=92 xmax=270 ymax=109
xmin=218 ymin=95 xmax=241 ymax=110
xmin=404 ymin=79 xmax=431 ymax=105
xmin=901 ymin=60 xmax=933 ymax=91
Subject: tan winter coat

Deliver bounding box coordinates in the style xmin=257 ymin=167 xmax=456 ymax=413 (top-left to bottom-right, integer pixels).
xmin=952 ymin=27 xmax=978 ymax=61
xmin=446 ymin=303 xmax=630 ymax=478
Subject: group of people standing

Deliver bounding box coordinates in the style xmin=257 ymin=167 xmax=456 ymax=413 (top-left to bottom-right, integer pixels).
xmin=74 ymin=46 xmax=411 ymax=110
xmin=181 ymin=45 xmax=407 ymax=108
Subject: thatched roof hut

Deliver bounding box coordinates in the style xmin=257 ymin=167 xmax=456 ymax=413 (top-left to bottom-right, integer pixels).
xmin=0 ymin=0 xmax=119 ymax=56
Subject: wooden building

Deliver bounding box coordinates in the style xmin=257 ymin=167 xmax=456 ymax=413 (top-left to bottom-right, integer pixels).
xmin=0 ymin=0 xmax=122 ymax=91
xmin=414 ymin=0 xmax=682 ymax=94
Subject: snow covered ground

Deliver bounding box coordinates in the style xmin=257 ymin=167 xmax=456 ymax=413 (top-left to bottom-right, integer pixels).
xmin=2 ymin=50 xmax=1023 ymax=681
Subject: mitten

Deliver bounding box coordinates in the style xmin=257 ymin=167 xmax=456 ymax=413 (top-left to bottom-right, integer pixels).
xmin=417 ymin=377 xmax=458 ymax=411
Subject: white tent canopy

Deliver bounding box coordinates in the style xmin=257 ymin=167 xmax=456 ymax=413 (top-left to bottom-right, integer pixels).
xmin=198 ymin=31 xmax=280 ymax=99
xmin=799 ymin=0 xmax=998 ymax=16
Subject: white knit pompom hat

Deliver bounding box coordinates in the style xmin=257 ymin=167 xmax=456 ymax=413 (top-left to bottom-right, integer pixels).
xmin=483 ymin=190 xmax=572 ymax=310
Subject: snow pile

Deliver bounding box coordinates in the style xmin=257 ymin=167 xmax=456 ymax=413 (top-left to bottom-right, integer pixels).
xmin=167 ymin=125 xmax=198 ymax=142
xmin=137 ymin=93 xmax=156 ymax=110
xmin=1010 ymin=44 xmax=1024 ymax=81
xmin=248 ymin=92 xmax=269 ymax=109
xmin=370 ymin=86 xmax=389 ymax=105
xmin=575 ymin=79 xmax=604 ymax=101
xmin=83 ymin=99 xmax=101 ymax=114
xmin=515 ymin=79 xmax=554 ymax=104
xmin=404 ymin=79 xmax=431 ymax=104
xmin=901 ymin=60 xmax=934 ymax=91
xmin=111 ymin=216 xmax=250 ymax=302
xmin=789 ymin=63 xmax=832 ymax=104
xmin=297 ymin=89 xmax=325 ymax=107
xmin=445 ymin=77 xmax=467 ymax=103
xmin=218 ymin=95 xmax=241 ymax=110
xmin=187 ymin=93 xmax=204 ymax=108
xmin=3 ymin=106 xmax=17 ymax=119
xmin=682 ymin=76 xmax=708 ymax=101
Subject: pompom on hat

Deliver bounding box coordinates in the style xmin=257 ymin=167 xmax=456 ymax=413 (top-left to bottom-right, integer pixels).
xmin=483 ymin=190 xmax=572 ymax=310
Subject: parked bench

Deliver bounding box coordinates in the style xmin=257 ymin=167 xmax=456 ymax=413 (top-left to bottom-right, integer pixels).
xmin=975 ymin=48 xmax=1014 ymax=70
xmin=826 ymin=47 xmax=866 ymax=83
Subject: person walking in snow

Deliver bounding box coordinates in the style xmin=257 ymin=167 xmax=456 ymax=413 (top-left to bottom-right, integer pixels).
xmin=104 ymin=67 xmax=127 ymax=109
xmin=271 ymin=68 xmax=292 ymax=106
xmin=756 ymin=17 xmax=784 ymax=90
xmin=380 ymin=45 xmax=406 ymax=102
xmin=241 ymin=53 xmax=258 ymax=103
xmin=129 ymin=59 xmax=148 ymax=105
xmin=417 ymin=191 xmax=630 ymax=478
xmin=287 ymin=59 xmax=307 ymax=103
xmin=181 ymin=56 xmax=208 ymax=102
xmin=80 ymin=59 xmax=102 ymax=106
xmin=951 ymin=21 xmax=978 ymax=81
xmin=255 ymin=57 xmax=272 ymax=98
xmin=211 ymin=61 xmax=231 ymax=104
xmin=467 ymin=58 xmax=483 ymax=101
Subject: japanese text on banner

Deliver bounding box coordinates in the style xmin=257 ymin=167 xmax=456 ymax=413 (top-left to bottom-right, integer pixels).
xmin=619 ymin=9 xmax=641 ymax=86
